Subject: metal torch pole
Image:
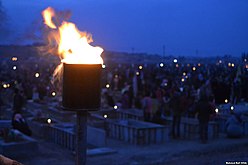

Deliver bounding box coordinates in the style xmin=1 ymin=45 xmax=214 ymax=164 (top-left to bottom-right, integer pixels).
xmin=76 ymin=111 xmax=87 ymax=165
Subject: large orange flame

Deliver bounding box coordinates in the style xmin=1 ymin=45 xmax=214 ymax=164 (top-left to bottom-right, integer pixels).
xmin=42 ymin=7 xmax=103 ymax=64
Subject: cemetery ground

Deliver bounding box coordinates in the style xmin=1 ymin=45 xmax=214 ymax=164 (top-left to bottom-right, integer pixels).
xmin=13 ymin=134 xmax=248 ymax=165
xmin=1 ymin=101 xmax=248 ymax=165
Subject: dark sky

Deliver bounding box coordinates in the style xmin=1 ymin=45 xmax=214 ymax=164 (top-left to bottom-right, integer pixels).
xmin=1 ymin=0 xmax=248 ymax=56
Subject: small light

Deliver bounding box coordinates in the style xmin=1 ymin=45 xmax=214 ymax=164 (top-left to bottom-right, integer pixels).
xmin=139 ymin=65 xmax=143 ymax=70
xmin=3 ymin=84 xmax=7 ymax=88
xmin=231 ymin=63 xmax=235 ymax=67
xmin=225 ymin=99 xmax=228 ymax=103
xmin=159 ymin=63 xmax=164 ymax=67
xmin=183 ymin=72 xmax=186 ymax=76
xmin=13 ymin=66 xmax=17 ymax=70
xmin=136 ymin=71 xmax=140 ymax=76
xmin=185 ymin=76 xmax=188 ymax=79
xmin=7 ymin=84 xmax=10 ymax=88
xmin=164 ymin=83 xmax=168 ymax=87
xmin=219 ymin=60 xmax=222 ymax=64
xmin=244 ymin=59 xmax=247 ymax=62
xmin=11 ymin=57 xmax=18 ymax=61
xmin=198 ymin=63 xmax=201 ymax=67
xmin=103 ymin=114 xmax=108 ymax=119
xmin=173 ymin=59 xmax=178 ymax=63
xmin=175 ymin=64 xmax=179 ymax=68
xmin=215 ymin=108 xmax=219 ymax=113
xmin=35 ymin=73 xmax=40 ymax=78
xmin=51 ymin=91 xmax=56 ymax=97
xmin=115 ymin=75 xmax=118 ymax=78
xmin=230 ymin=106 xmax=234 ymax=111
xmin=106 ymin=84 xmax=110 ymax=88
xmin=181 ymin=78 xmax=185 ymax=82
xmin=47 ymin=118 xmax=52 ymax=124
xmin=102 ymin=64 xmax=106 ymax=69
xmin=192 ymin=67 xmax=196 ymax=71
xmin=114 ymin=105 xmax=118 ymax=110
xmin=228 ymin=63 xmax=231 ymax=67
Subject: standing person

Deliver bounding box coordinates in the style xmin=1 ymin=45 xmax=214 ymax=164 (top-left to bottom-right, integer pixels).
xmin=142 ymin=91 xmax=152 ymax=122
xmin=13 ymin=88 xmax=24 ymax=113
xmin=170 ymin=91 xmax=182 ymax=139
xmin=195 ymin=95 xmax=215 ymax=143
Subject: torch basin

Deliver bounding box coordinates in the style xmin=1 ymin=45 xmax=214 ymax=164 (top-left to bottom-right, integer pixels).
xmin=62 ymin=63 xmax=102 ymax=111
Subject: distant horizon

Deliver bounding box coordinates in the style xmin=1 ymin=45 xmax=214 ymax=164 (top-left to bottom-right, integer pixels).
xmin=1 ymin=0 xmax=248 ymax=57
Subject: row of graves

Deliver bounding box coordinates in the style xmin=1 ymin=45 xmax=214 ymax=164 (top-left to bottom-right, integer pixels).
xmin=1 ymin=98 xmax=248 ymax=159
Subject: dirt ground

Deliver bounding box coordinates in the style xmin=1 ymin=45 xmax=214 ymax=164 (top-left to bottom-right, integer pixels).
xmin=10 ymin=135 xmax=248 ymax=165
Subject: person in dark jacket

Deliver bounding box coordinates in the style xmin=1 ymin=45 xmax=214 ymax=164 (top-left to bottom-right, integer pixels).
xmin=12 ymin=112 xmax=32 ymax=136
xmin=170 ymin=92 xmax=182 ymax=139
xmin=195 ymin=95 xmax=215 ymax=143
xmin=13 ymin=89 xmax=24 ymax=113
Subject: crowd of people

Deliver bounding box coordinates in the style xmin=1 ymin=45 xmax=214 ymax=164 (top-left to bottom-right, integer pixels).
xmin=0 ymin=55 xmax=248 ymax=142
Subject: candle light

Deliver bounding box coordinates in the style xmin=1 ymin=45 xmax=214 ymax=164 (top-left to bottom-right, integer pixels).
xmin=47 ymin=118 xmax=52 ymax=124
xmin=159 ymin=63 xmax=164 ymax=67
xmin=11 ymin=57 xmax=18 ymax=61
xmin=35 ymin=73 xmax=40 ymax=78
xmin=51 ymin=91 xmax=56 ymax=97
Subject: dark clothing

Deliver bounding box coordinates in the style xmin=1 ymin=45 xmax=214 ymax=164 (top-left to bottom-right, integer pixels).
xmin=199 ymin=121 xmax=208 ymax=142
xmin=12 ymin=113 xmax=32 ymax=136
xmin=13 ymin=94 xmax=23 ymax=113
xmin=170 ymin=93 xmax=183 ymax=138
xmin=195 ymin=99 xmax=215 ymax=142
xmin=195 ymin=100 xmax=214 ymax=123
xmin=172 ymin=115 xmax=181 ymax=138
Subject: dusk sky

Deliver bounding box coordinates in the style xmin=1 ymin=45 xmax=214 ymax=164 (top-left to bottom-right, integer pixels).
xmin=1 ymin=0 xmax=248 ymax=56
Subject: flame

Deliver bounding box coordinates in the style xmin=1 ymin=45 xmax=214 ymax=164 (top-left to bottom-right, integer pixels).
xmin=42 ymin=7 xmax=56 ymax=29
xmin=42 ymin=7 xmax=103 ymax=64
